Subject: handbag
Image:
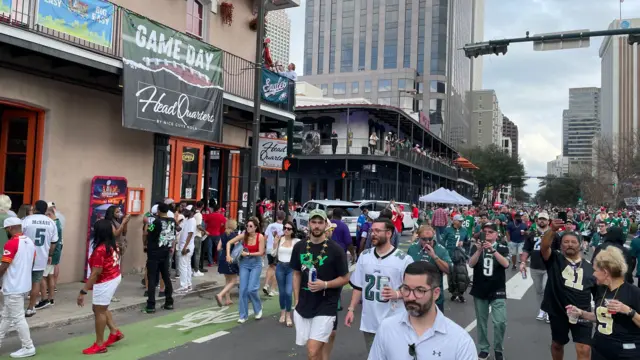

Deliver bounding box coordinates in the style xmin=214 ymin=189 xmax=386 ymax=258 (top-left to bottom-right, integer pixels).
xmin=231 ymin=241 xmax=244 ymax=264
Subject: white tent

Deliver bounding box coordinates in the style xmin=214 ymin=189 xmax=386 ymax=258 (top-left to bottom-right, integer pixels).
xmin=449 ymin=190 xmax=472 ymax=205
xmin=419 ymin=187 xmax=461 ymax=204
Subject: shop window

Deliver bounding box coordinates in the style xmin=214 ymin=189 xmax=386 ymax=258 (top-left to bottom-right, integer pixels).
xmin=187 ymin=0 xmax=204 ymax=38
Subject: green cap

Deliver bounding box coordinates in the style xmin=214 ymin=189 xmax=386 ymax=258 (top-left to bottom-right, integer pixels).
xmin=309 ymin=209 xmax=328 ymax=221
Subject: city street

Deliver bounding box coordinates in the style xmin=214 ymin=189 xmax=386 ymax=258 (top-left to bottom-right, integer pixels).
xmin=0 ymin=234 xmax=578 ymax=360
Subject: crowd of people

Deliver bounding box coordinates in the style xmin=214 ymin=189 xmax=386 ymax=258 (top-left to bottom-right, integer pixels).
xmin=367 ymin=131 xmax=459 ymax=169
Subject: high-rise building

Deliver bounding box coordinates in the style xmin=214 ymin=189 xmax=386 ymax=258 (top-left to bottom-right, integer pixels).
xmin=471 ymin=0 xmax=484 ymax=90
xmin=547 ymin=155 xmax=570 ymax=178
xmin=265 ymin=10 xmax=291 ymax=64
xmin=501 ymin=115 xmax=518 ymax=159
xmin=300 ymin=0 xmax=482 ymax=150
xmin=470 ymin=90 xmax=503 ymax=148
xmin=562 ymin=87 xmax=600 ymax=172
xmin=600 ymin=18 xmax=639 ymax=143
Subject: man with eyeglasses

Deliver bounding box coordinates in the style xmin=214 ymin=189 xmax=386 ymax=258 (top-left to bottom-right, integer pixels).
xmin=345 ymin=218 xmax=413 ymax=353
xmin=406 ymin=225 xmax=452 ymax=311
xmin=368 ymin=262 xmax=476 ymax=360
xmin=469 ymin=222 xmax=510 ymax=360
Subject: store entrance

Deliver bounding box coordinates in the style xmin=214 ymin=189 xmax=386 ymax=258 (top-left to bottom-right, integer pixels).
xmin=0 ymin=106 xmax=42 ymax=210
xmin=168 ymin=139 xmax=205 ymax=206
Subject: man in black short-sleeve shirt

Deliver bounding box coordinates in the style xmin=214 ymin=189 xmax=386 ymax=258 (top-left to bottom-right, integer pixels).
xmin=540 ymin=219 xmax=596 ymax=360
xmin=291 ymin=209 xmax=349 ymax=360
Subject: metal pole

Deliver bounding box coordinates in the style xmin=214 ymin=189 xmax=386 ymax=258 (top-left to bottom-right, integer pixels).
xmin=343 ymin=109 xmax=350 ymax=199
xmin=248 ymin=0 xmax=266 ymax=218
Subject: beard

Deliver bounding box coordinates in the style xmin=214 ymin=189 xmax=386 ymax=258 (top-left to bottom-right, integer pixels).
xmin=404 ymin=293 xmax=434 ymax=317
xmin=310 ymin=228 xmax=325 ymax=238
xmin=372 ymin=235 xmax=388 ymax=247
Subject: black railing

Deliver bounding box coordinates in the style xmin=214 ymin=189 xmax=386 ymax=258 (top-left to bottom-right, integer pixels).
xmin=1 ymin=0 xmax=295 ymax=113
xmin=458 ymin=169 xmax=475 ymax=183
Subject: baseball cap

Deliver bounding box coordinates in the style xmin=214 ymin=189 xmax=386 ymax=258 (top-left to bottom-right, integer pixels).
xmin=3 ymin=217 xmax=21 ymax=228
xmin=538 ymin=212 xmax=550 ymax=220
xmin=453 ymin=214 xmax=464 ymax=221
xmin=309 ymin=209 xmax=328 ymax=221
xmin=186 ymin=205 xmax=193 ymax=211
xmin=47 ymin=201 xmax=56 ymax=208
xmin=566 ymin=218 xmax=575 ymax=224
xmin=151 ymin=204 xmax=158 ymax=215
xmin=482 ymin=222 xmax=498 ymax=232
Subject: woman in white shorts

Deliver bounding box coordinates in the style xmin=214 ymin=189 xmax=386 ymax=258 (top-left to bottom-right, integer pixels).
xmin=77 ymin=219 xmax=125 ymax=355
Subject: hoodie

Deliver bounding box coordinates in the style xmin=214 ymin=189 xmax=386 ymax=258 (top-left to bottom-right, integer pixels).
xmin=592 ymin=226 xmax=636 ymax=284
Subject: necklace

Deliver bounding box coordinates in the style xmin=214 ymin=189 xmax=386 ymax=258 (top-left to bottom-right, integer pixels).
xmin=305 ymin=239 xmax=328 ymax=266
xmin=599 ymin=283 xmax=622 ymax=308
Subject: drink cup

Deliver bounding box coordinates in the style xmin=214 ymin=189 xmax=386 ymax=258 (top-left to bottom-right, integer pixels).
xmin=604 ymin=299 xmax=617 ymax=314
xmin=566 ymin=305 xmax=579 ymax=324
xmin=379 ymin=276 xmax=390 ymax=290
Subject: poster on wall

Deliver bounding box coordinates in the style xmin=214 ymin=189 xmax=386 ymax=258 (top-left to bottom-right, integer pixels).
xmin=0 ymin=0 xmax=11 ymax=18
xmin=261 ymin=69 xmax=289 ymax=104
xmin=121 ymin=10 xmax=224 ymax=143
xmin=36 ymin=0 xmax=114 ymax=48
xmin=258 ymin=137 xmax=287 ymax=170
xmin=84 ymin=176 xmax=127 ymax=281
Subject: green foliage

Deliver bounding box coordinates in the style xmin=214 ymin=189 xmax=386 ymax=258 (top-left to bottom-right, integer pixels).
xmin=535 ymin=176 xmax=581 ymax=206
xmin=513 ymin=187 xmax=530 ymax=202
xmin=462 ymin=145 xmax=526 ymax=195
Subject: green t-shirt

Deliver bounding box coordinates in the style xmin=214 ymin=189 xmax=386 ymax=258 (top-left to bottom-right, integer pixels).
xmin=462 ymin=215 xmax=475 ymax=233
xmin=51 ymin=218 xmax=63 ymax=265
xmin=407 ymin=242 xmax=452 ymax=305
xmin=620 ymin=218 xmax=631 ymax=234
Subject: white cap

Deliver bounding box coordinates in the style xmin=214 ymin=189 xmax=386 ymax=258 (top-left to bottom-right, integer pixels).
xmin=186 ymin=205 xmax=193 ymax=211
xmin=453 ymin=214 xmax=464 ymax=221
xmin=538 ymin=212 xmax=550 ymax=220
xmin=151 ymin=204 xmax=158 ymax=215
xmin=47 ymin=201 xmax=56 ymax=208
xmin=3 ymin=217 xmax=21 ymax=228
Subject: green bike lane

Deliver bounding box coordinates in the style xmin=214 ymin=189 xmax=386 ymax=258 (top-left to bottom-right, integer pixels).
xmin=17 ymin=295 xmax=281 ymax=360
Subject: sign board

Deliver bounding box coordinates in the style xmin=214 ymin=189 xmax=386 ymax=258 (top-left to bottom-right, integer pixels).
xmin=261 ymin=69 xmax=290 ymax=104
xmin=0 ymin=0 xmax=11 ymax=18
xmin=533 ymin=29 xmax=590 ymax=51
xmin=37 ymin=0 xmax=115 ymax=48
xmin=258 ymin=137 xmax=287 ymax=170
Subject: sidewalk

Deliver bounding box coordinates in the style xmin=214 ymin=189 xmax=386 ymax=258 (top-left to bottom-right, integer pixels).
xmin=23 ymin=268 xmax=226 ymax=331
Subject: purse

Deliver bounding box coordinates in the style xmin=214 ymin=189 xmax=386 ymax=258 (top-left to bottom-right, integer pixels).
xmin=231 ymin=241 xmax=244 ymax=264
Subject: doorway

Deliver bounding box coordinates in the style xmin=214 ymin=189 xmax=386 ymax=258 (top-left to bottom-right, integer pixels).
xmin=168 ymin=139 xmax=205 ymax=206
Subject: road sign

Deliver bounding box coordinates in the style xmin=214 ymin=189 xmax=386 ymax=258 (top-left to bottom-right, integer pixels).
xmin=621 ymin=20 xmax=630 ymax=29
xmin=533 ymin=29 xmax=590 ymax=51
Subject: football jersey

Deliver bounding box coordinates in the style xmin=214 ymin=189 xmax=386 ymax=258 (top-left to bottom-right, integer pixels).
xmin=1 ymin=234 xmax=35 ymax=295
xmin=22 ymin=214 xmax=59 ymax=271
xmin=541 ymin=250 xmax=596 ymax=317
xmin=462 ymin=215 xmax=475 ymax=233
xmin=593 ymin=283 xmax=640 ymax=345
xmin=89 ymin=243 xmax=121 ymax=284
xmin=349 ymin=247 xmax=413 ymax=333
xmin=469 ymin=242 xmax=509 ymax=300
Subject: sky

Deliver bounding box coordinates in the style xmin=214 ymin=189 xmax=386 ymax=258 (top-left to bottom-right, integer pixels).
xmin=286 ymin=0 xmax=640 ymax=196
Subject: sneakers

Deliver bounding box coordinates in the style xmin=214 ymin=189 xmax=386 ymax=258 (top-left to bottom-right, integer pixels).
xmin=478 ymin=351 xmax=490 ymax=360
xmin=158 ymin=291 xmax=166 ymax=298
xmin=193 ymin=271 xmax=204 ymax=277
xmin=536 ymin=310 xmax=545 ymax=321
xmin=82 ymin=343 xmax=107 ymax=355
xmin=268 ymin=291 xmax=276 ymax=297
xmin=175 ymin=287 xmax=190 ymax=294
xmin=262 ymin=286 xmax=270 ymax=296
xmin=545 ymin=313 xmax=550 ymax=324
xmin=142 ymin=308 xmax=156 ymax=314
xmin=237 ymin=318 xmax=247 ymax=324
xmin=458 ymin=295 xmax=466 ymax=303
xmin=103 ymin=331 xmax=124 ymax=347
xmin=34 ymin=300 xmax=50 ymax=310
xmin=111 ymin=296 xmax=120 ymax=303
xmin=255 ymin=310 xmax=263 ymax=320
xmin=494 ymin=351 xmax=505 ymax=360
xmin=162 ymin=303 xmax=174 ymax=310
xmin=200 ymin=268 xmax=208 ymax=273
xmin=25 ymin=308 xmax=36 ymax=318
xmin=9 ymin=346 xmax=36 ymax=358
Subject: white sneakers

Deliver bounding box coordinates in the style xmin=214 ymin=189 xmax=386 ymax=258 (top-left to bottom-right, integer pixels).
xmin=10 ymin=346 xmax=36 ymax=358
xmin=237 ymin=318 xmax=247 ymax=324
xmin=193 ymin=271 xmax=204 ymax=277
xmin=536 ymin=310 xmax=545 ymax=321
xmin=255 ymin=310 xmax=263 ymax=320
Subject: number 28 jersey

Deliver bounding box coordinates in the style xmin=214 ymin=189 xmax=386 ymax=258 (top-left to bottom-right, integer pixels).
xmin=469 ymin=243 xmax=509 ymax=300
xmin=349 ymin=248 xmax=413 ymax=334
xmin=541 ymin=250 xmax=596 ymax=317
xmin=22 ymin=214 xmax=59 ymax=271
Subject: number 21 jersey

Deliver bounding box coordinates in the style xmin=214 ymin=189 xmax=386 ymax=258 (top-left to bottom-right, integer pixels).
xmin=22 ymin=214 xmax=59 ymax=271
xmin=349 ymin=248 xmax=413 ymax=333
xmin=541 ymin=250 xmax=596 ymax=316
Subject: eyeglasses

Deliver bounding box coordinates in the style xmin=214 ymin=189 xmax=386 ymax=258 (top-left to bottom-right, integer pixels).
xmin=372 ymin=228 xmax=391 ymax=234
xmin=284 ymin=227 xmax=294 ymax=231
xmin=408 ymin=344 xmax=417 ymax=360
xmin=419 ymin=237 xmax=434 ymax=242
xmin=246 ymin=224 xmax=255 ymax=228
xmin=399 ymin=284 xmax=433 ymax=299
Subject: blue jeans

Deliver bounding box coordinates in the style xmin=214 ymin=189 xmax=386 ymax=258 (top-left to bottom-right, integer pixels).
xmin=275 ymin=262 xmax=293 ymax=311
xmin=206 ymin=236 xmax=219 ymax=265
xmin=238 ymin=256 xmax=263 ymax=320
xmin=436 ymin=226 xmax=446 ymax=242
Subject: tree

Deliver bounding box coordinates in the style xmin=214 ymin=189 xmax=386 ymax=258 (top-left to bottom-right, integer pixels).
xmin=462 ymin=145 xmax=526 ymax=202
xmin=535 ymin=176 xmax=581 ymax=206
xmin=513 ymin=187 xmax=531 ymax=203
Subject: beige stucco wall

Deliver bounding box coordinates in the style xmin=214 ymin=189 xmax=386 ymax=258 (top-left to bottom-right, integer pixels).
xmin=0 ymin=67 xmax=154 ymax=284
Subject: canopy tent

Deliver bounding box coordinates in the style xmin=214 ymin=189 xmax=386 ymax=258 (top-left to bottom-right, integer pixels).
xmin=449 ymin=190 xmax=472 ymax=205
xmin=454 ymin=156 xmax=480 ymax=170
xmin=419 ymin=187 xmax=467 ymax=205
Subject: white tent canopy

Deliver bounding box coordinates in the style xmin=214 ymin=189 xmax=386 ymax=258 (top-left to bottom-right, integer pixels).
xmin=449 ymin=190 xmax=472 ymax=205
xmin=419 ymin=187 xmax=463 ymax=204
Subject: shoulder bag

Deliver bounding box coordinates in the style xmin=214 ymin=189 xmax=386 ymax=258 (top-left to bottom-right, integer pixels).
xmin=230 ymin=240 xmax=244 ymax=264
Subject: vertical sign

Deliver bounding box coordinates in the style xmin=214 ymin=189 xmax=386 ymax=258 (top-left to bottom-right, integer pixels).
xmin=36 ymin=0 xmax=115 ymax=47
xmin=85 ymin=176 xmax=127 ymax=280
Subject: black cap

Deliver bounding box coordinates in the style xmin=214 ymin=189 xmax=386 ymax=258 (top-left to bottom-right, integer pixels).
xmin=482 ymin=222 xmax=498 ymax=232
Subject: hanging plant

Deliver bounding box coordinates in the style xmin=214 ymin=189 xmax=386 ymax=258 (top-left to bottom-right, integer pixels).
xmin=249 ymin=16 xmax=267 ymax=31
xmin=220 ymin=1 xmax=234 ymax=26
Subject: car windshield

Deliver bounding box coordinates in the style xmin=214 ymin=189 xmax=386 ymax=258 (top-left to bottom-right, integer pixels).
xmin=327 ymin=206 xmax=360 ymax=217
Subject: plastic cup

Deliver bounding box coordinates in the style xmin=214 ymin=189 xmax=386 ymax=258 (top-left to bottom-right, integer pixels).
xmin=604 ymin=299 xmax=617 ymax=315
xmin=566 ymin=305 xmax=579 ymax=324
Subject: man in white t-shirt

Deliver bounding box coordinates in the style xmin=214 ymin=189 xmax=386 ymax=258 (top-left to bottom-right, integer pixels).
xmin=176 ymin=208 xmax=196 ymax=293
xmin=22 ymin=200 xmax=58 ymax=317
xmin=264 ymin=210 xmax=285 ymax=296
xmin=345 ymin=218 xmax=413 ymax=353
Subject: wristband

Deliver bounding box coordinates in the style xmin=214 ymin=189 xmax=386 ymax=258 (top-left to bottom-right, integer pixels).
xmin=324 ymin=281 xmax=328 ymax=289
xmin=347 ymin=307 xmax=355 ymax=312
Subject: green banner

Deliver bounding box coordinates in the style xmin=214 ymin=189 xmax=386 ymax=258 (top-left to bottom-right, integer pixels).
xmin=261 ymin=69 xmax=289 ymax=104
xmin=122 ymin=10 xmax=225 ymax=142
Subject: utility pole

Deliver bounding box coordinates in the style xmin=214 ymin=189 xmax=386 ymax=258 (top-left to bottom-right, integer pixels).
xmin=248 ymin=0 xmax=267 ymax=218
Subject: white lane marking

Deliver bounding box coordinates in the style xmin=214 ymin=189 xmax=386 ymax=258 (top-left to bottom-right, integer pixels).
xmin=506 ymin=267 xmax=534 ymax=300
xmin=464 ymin=319 xmax=477 ymax=332
xmin=192 ymin=330 xmax=229 ymax=344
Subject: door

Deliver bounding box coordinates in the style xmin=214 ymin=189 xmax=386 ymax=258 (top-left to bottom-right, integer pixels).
xmin=0 ymin=110 xmax=38 ymax=209
xmin=169 ymin=139 xmax=204 ymax=205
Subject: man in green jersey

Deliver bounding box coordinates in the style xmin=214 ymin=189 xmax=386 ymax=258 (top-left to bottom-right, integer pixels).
xmin=620 ymin=212 xmax=631 ymax=238
xmin=440 ymin=214 xmax=469 ymax=258
xmin=462 ymin=209 xmax=476 ymax=235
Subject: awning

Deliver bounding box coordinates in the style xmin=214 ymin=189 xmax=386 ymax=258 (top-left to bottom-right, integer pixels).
xmin=454 ymin=157 xmax=479 ymax=170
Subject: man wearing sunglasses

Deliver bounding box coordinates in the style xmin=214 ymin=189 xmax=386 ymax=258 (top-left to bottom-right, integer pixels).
xmin=406 ymin=225 xmax=452 ymax=311
xmin=367 ymin=261 xmax=476 ymax=360
xmin=469 ymin=222 xmax=510 ymax=360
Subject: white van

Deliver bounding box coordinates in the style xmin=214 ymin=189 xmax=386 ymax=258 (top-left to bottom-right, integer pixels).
xmin=353 ymin=200 xmax=415 ymax=231
xmin=293 ymin=200 xmax=360 ymax=237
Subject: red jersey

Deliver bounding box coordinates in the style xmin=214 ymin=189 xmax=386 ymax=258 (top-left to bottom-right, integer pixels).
xmin=412 ymin=207 xmax=419 ymax=219
xmin=203 ymin=212 xmax=226 ymax=236
xmin=89 ymin=244 xmax=121 ymax=284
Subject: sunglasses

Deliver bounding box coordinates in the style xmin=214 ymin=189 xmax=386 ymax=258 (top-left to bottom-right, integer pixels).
xmin=284 ymin=227 xmax=294 ymax=231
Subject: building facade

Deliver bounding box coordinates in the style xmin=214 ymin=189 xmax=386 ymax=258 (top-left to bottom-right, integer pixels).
xmin=547 ymin=155 xmax=570 ymax=178
xmin=501 ymin=115 xmax=518 ymax=159
xmin=300 ymin=0 xmax=481 ymax=150
xmin=265 ymin=10 xmax=292 ymax=64
xmin=0 ymin=0 xmax=298 ymax=283
xmin=562 ymin=87 xmax=600 ymax=172
xmin=470 ymin=90 xmax=503 ymax=148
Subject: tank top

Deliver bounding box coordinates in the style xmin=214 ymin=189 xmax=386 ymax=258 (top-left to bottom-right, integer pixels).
xmin=244 ymin=234 xmax=261 ymax=253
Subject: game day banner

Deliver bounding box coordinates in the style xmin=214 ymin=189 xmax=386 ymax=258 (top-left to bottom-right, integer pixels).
xmin=122 ymin=10 xmax=224 ymax=143
xmin=261 ymin=69 xmax=290 ymax=104
xmin=37 ymin=0 xmax=114 ymax=48
xmin=0 ymin=0 xmax=11 ymax=18
xmin=85 ymin=176 xmax=127 ymax=280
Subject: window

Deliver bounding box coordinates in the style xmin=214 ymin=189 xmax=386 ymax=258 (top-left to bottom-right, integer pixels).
xmin=351 ymin=81 xmax=359 ymax=93
xmin=371 ymin=0 xmax=380 ymax=70
xmin=320 ymin=84 xmax=328 ymax=96
xmin=383 ymin=0 xmax=399 ymax=69
xmin=333 ymin=82 xmax=346 ymax=95
xmin=365 ymin=80 xmax=372 ymax=93
xmin=403 ymin=0 xmax=412 ymax=68
xmin=398 ymin=79 xmax=407 ymax=90
xmin=378 ymin=79 xmax=391 ymax=92
xmin=186 ymin=0 xmax=204 ymax=38
xmin=378 ymin=98 xmax=391 ymax=105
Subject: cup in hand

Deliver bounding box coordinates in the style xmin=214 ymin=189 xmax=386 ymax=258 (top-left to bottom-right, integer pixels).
xmin=566 ymin=305 xmax=579 ymax=324
xmin=604 ymin=299 xmax=617 ymax=314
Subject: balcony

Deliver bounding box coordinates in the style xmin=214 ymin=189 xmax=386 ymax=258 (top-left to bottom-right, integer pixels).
xmin=0 ymin=0 xmax=295 ymax=113
xmin=458 ymin=169 xmax=475 ymax=183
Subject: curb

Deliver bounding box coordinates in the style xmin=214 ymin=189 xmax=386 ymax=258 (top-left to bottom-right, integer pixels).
xmin=30 ymin=280 xmax=222 ymax=331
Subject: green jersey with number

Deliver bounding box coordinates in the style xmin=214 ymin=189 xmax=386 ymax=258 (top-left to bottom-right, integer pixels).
xmin=462 ymin=215 xmax=475 ymax=233
xmin=620 ymin=218 xmax=630 ymax=234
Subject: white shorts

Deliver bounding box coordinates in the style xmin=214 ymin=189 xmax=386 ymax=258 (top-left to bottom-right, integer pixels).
xmin=508 ymin=241 xmax=524 ymax=258
xmin=92 ymin=275 xmax=122 ymax=306
xmin=43 ymin=265 xmax=55 ymax=277
xmin=293 ymin=310 xmax=336 ymax=346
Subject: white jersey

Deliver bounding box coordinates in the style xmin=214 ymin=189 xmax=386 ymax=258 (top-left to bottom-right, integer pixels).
xmin=22 ymin=214 xmax=59 ymax=271
xmin=350 ymin=247 xmax=414 ymax=333
xmin=178 ymin=217 xmax=196 ymax=251
xmin=2 ymin=235 xmax=36 ymax=295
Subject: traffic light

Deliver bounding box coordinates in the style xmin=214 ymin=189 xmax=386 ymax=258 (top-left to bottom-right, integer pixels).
xmin=287 ymin=120 xmax=304 ymax=156
xmin=463 ymin=41 xmax=509 ymax=58
xmin=282 ymin=156 xmax=298 ymax=172
xmin=341 ymin=171 xmax=347 ymax=179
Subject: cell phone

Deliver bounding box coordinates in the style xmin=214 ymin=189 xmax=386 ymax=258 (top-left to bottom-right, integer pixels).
xmin=558 ymin=211 xmax=568 ymax=223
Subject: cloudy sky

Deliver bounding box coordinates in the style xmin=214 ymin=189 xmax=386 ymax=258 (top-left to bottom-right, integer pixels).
xmin=286 ymin=0 xmax=640 ymax=195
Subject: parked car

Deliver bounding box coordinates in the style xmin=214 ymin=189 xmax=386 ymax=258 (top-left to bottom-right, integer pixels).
xmin=293 ymin=200 xmax=360 ymax=237
xmin=353 ymin=200 xmax=415 ymax=232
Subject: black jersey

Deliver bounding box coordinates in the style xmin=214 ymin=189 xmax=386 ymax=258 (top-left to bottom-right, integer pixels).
xmin=469 ymin=242 xmax=509 ymax=300
xmin=593 ymin=283 xmax=640 ymax=345
xmin=541 ymin=250 xmax=597 ymax=317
